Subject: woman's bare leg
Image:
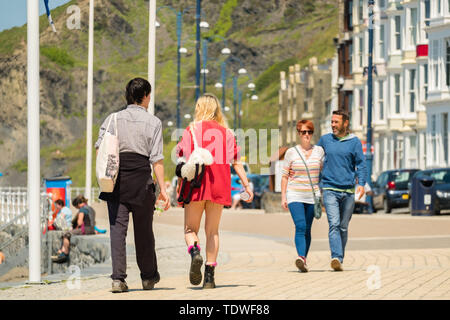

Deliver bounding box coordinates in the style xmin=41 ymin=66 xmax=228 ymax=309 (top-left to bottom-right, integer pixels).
xmin=184 ymin=201 xmax=206 ymax=248
xmin=204 ymin=201 xmax=223 ymax=264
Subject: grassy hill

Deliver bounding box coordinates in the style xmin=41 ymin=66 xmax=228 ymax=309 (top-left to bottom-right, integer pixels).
xmin=0 ymin=0 xmax=338 ymax=186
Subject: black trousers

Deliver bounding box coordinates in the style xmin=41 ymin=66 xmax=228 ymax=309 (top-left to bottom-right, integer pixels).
xmin=107 ymin=188 xmax=157 ymax=281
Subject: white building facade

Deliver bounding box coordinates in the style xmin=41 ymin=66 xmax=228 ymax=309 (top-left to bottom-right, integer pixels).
xmin=423 ymin=0 xmax=450 ymax=168
xmin=337 ymin=0 xmax=449 ymax=180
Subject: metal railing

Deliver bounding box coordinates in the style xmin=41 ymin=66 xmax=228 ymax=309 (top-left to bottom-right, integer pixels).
xmin=0 ymin=190 xmax=28 ymax=226
xmin=0 ymin=190 xmax=52 ymax=227
xmin=0 ymin=191 xmax=51 ymax=252
xmin=0 ymin=186 xmax=101 ymax=206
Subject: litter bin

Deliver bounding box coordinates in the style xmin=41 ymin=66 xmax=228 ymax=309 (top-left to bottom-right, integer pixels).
xmin=410 ymin=175 xmax=436 ymax=216
xmin=44 ymin=176 xmax=72 ymax=216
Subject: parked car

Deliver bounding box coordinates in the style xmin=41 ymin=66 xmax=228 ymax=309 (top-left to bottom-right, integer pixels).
xmin=410 ymin=168 xmax=450 ymax=214
xmin=372 ymin=169 xmax=419 ymax=213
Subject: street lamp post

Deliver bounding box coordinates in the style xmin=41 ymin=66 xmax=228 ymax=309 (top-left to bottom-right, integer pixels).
xmin=148 ymin=0 xmax=157 ymax=115
xmin=238 ymin=89 xmax=242 ymax=128
xmin=201 ymin=36 xmax=230 ymax=94
xmin=157 ymin=6 xmax=193 ymax=129
xmin=236 ymin=79 xmax=257 ymax=129
xmin=233 ymin=76 xmax=238 ymax=130
xmin=220 ymin=55 xmax=247 ymax=115
xmin=176 ymin=11 xmax=182 ymax=130
xmin=195 ymin=0 xmax=202 ymax=102
xmin=202 ymin=39 xmax=208 ymax=94
xmin=366 ymin=0 xmax=375 ymax=213
xmin=221 ymin=60 xmax=227 ymax=110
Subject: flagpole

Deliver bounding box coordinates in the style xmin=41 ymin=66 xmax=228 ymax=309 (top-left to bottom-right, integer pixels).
xmin=148 ymin=0 xmax=156 ymax=115
xmin=27 ymin=0 xmax=41 ymax=284
xmin=85 ymin=0 xmax=94 ymax=200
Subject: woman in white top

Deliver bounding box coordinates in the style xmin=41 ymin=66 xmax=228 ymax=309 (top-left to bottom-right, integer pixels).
xmin=281 ymin=120 xmax=324 ymax=272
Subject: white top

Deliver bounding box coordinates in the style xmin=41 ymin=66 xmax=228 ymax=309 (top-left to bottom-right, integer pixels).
xmin=282 ymin=145 xmax=325 ymax=205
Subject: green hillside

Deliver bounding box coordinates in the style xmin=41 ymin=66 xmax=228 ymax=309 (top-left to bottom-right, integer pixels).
xmin=0 ymin=0 xmax=338 ymax=186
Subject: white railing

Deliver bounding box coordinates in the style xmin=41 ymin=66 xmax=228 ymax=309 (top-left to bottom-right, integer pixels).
xmin=0 ymin=187 xmax=28 ymax=193
xmin=0 ymin=191 xmax=52 ymax=252
xmin=0 ymin=186 xmax=101 ymax=205
xmin=0 ymin=190 xmax=28 ymax=226
xmin=0 ymin=190 xmax=53 ymax=227
xmin=0 ymin=186 xmax=101 ymax=228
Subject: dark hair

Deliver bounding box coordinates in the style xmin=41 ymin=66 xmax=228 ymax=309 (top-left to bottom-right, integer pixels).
xmin=72 ymin=195 xmax=88 ymax=207
xmin=332 ymin=109 xmax=349 ymax=122
xmin=55 ymin=199 xmax=65 ymax=206
xmin=125 ymin=78 xmax=152 ymax=105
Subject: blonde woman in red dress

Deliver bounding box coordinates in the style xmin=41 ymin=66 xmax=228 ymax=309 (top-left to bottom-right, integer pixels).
xmin=176 ymin=94 xmax=253 ymax=289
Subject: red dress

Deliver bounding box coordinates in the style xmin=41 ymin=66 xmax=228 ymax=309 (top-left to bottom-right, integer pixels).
xmin=176 ymin=120 xmax=240 ymax=206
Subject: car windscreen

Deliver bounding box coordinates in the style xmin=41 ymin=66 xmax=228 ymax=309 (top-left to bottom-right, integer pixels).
xmin=389 ymin=171 xmax=415 ymax=189
xmin=430 ymin=169 xmax=450 ymax=185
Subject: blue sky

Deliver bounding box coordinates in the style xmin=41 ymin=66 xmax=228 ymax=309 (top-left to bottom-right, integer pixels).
xmin=0 ymin=0 xmax=71 ymax=32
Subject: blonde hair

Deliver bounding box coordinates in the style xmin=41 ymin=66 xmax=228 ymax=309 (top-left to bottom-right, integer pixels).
xmin=192 ymin=93 xmax=228 ymax=128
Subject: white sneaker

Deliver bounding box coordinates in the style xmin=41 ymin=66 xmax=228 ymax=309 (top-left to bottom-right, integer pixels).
xmin=331 ymin=258 xmax=343 ymax=271
xmin=295 ymin=257 xmax=309 ymax=272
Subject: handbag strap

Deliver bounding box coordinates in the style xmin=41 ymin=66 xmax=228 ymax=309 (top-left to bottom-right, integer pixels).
xmin=294 ymin=146 xmax=318 ymax=201
xmin=105 ymin=113 xmax=118 ymax=137
xmin=189 ymin=124 xmax=199 ymax=150
xmin=114 ymin=113 xmax=118 ymax=137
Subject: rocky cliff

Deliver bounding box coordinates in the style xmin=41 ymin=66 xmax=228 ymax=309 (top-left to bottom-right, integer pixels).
xmin=0 ymin=0 xmax=338 ymax=186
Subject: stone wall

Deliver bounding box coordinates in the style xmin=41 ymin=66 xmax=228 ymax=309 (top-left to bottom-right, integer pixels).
xmin=0 ymin=227 xmax=110 ymax=279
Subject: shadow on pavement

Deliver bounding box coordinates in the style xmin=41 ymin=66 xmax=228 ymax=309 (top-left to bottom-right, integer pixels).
xmin=188 ymin=284 xmax=256 ymax=290
xmin=111 ymin=287 xmax=176 ymax=293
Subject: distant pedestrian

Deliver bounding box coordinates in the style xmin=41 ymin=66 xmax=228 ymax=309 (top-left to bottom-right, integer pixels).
xmin=176 ymin=93 xmax=253 ymax=289
xmin=0 ymin=251 xmax=5 ymax=265
xmin=317 ymin=110 xmax=367 ymax=271
xmin=281 ymin=120 xmax=324 ymax=272
xmin=95 ymin=78 xmax=170 ymax=293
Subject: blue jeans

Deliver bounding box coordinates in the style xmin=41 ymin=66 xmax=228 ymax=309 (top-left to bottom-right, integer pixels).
xmin=288 ymin=202 xmax=315 ymax=258
xmin=322 ymin=189 xmax=355 ymax=262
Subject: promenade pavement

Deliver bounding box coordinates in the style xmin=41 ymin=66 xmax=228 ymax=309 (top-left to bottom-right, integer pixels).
xmin=1 ymin=203 xmax=450 ymax=300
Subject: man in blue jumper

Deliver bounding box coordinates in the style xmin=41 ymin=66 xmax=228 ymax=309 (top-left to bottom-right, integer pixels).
xmin=317 ymin=110 xmax=367 ymax=271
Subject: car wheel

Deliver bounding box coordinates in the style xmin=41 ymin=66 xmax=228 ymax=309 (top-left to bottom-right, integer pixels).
xmin=384 ymin=198 xmax=392 ymax=214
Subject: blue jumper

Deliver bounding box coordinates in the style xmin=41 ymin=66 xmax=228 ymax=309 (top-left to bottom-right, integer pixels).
xmin=317 ymin=133 xmax=367 ymax=191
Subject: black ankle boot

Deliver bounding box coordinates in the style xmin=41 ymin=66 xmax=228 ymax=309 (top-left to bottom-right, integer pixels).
xmin=189 ymin=242 xmax=203 ymax=285
xmin=203 ymin=264 xmax=216 ymax=289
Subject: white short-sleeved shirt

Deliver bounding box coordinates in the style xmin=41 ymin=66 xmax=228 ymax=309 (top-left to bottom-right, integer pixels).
xmin=282 ymin=145 xmax=325 ymax=205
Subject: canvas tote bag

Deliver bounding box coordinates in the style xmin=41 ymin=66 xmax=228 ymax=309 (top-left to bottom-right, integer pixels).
xmin=96 ymin=113 xmax=119 ymax=193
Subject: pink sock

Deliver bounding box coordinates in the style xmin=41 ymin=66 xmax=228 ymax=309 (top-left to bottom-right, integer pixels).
xmin=206 ymin=262 xmax=217 ymax=267
xmin=188 ymin=243 xmax=201 ymax=254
